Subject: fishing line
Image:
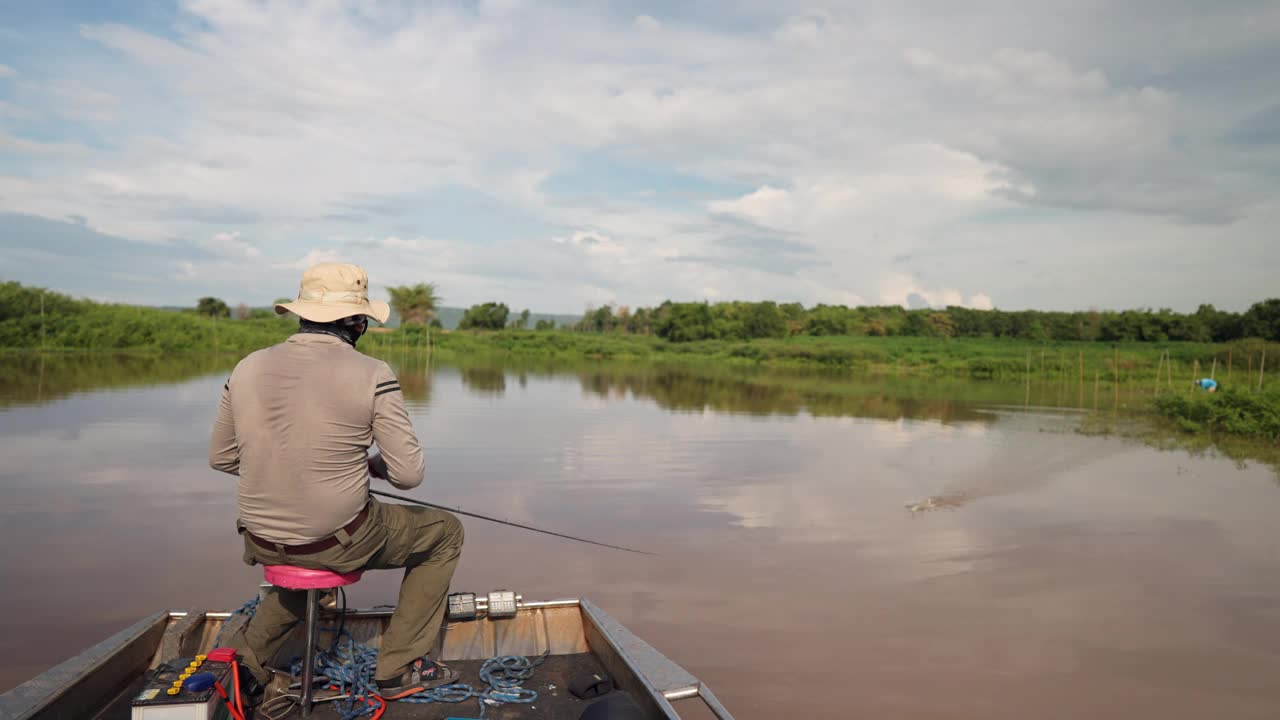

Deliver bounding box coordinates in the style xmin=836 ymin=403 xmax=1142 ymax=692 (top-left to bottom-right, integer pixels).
xmin=368 ymin=489 xmax=656 ymax=556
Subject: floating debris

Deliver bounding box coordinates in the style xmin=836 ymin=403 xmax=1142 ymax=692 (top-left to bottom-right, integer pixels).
xmin=905 ymin=493 xmax=968 ymax=514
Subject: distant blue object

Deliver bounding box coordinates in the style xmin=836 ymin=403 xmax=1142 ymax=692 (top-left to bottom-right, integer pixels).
xmin=1196 ymin=378 xmax=1218 ymax=391
xmin=182 ymin=672 xmax=216 ymax=692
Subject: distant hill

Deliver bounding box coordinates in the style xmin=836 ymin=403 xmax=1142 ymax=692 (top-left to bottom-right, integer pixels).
xmin=386 ymin=306 xmax=581 ymax=330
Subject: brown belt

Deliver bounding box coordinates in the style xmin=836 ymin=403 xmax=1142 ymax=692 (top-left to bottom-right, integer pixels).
xmin=247 ymin=505 xmax=370 ymax=555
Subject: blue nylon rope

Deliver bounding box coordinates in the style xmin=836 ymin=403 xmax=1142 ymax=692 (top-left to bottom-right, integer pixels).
xmin=220 ymin=595 xmax=546 ymax=719
xmin=290 ymin=623 xmax=547 ymax=719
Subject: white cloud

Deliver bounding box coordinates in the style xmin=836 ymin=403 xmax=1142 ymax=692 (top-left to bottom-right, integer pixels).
xmin=479 ymin=0 xmax=523 ymax=17
xmin=46 ymin=81 xmax=118 ymax=120
xmin=880 ymin=274 xmax=994 ymax=310
xmin=709 ymin=185 xmax=801 ymax=230
xmin=0 ymin=130 xmax=88 ymax=156
xmin=969 ymin=293 xmax=994 ymax=311
xmin=553 ymin=229 xmax=612 ymax=248
xmin=287 ymin=249 xmax=346 ymax=270
xmin=897 ymin=45 xmax=1246 ymax=221
xmin=378 ymin=236 xmax=422 ymax=251
xmin=634 ymin=15 xmax=660 ymax=31
xmin=709 ymin=145 xmax=1007 ymax=243
xmin=775 ymin=10 xmax=836 ymax=47
xmin=0 ymin=100 xmax=33 ymax=119
xmin=203 ymin=230 xmax=260 ymax=259
xmin=0 ymin=64 xmax=16 ymax=79
xmin=0 ymin=1 xmax=1275 ymax=312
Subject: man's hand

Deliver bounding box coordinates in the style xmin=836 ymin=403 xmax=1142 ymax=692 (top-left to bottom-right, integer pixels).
xmin=367 ymin=451 xmax=389 ymax=480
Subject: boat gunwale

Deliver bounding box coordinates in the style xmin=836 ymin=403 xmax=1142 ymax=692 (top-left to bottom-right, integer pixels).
xmin=0 ymin=611 xmax=167 ymax=720
xmin=167 ymin=597 xmax=586 ymax=620
xmin=2 ymin=597 xmax=735 ymax=720
xmin=579 ymin=598 xmax=687 ymax=720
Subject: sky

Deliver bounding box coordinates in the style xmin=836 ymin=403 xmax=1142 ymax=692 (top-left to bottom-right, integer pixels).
xmin=0 ymin=0 xmax=1277 ymax=314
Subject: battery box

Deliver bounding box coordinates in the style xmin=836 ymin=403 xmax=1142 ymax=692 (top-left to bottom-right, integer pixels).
xmin=130 ymin=655 xmax=233 ymax=720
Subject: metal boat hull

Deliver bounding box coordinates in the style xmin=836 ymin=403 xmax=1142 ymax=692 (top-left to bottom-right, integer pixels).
xmin=0 ymin=598 xmax=732 ymax=720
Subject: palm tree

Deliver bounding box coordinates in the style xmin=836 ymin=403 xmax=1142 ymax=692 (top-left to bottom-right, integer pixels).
xmin=386 ymin=283 xmax=440 ymax=326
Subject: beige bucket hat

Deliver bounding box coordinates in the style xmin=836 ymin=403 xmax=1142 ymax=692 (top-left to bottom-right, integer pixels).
xmin=274 ymin=263 xmax=391 ymax=324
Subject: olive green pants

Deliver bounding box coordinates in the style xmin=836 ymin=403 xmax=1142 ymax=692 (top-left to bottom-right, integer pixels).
xmin=224 ymin=498 xmax=464 ymax=683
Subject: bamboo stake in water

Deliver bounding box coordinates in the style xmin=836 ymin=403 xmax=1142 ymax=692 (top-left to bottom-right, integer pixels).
xmin=1078 ymin=350 xmax=1084 ymax=408
xmin=1154 ymin=350 xmax=1164 ymax=396
xmin=1261 ymin=349 xmax=1267 ymax=391
xmin=1024 ymin=350 xmax=1031 ymax=407
xmin=1227 ymin=349 xmax=1233 ymax=384
xmin=1057 ymin=355 xmax=1066 ymax=407
xmin=1192 ymin=359 xmax=1199 ymax=389
xmin=1063 ymin=354 xmax=1069 ymax=400
xmin=1210 ymin=357 xmax=1217 ymax=380
xmin=1113 ymin=347 xmax=1119 ymax=411
xmin=1094 ymin=369 xmax=1100 ymax=411
xmin=39 ymin=290 xmax=46 ymax=351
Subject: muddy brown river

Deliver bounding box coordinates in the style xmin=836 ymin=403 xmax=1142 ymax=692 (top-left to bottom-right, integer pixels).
xmin=1 ymin=355 xmax=1278 ymax=718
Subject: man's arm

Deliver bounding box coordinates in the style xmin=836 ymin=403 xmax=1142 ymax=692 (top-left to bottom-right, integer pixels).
xmin=371 ymin=364 xmax=425 ymax=490
xmin=209 ymin=378 xmax=240 ymax=475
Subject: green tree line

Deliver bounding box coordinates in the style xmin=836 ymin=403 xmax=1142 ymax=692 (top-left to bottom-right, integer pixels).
xmin=563 ymin=299 xmax=1280 ymax=344
xmin=7 ymin=279 xmax=1280 ymax=355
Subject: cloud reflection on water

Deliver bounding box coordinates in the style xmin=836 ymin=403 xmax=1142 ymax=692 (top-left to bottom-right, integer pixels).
xmin=1 ymin=356 xmax=1279 ymax=718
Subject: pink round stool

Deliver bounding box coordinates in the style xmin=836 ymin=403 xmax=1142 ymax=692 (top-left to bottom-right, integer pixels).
xmin=262 ymin=566 xmax=364 ymax=717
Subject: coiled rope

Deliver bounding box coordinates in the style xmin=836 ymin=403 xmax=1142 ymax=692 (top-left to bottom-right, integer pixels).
xmin=291 ymin=623 xmax=547 ymax=719
xmin=218 ymin=594 xmax=545 ymax=719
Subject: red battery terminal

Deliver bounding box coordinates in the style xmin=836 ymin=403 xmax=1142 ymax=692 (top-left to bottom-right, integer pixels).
xmin=207 ymin=647 xmax=237 ymax=663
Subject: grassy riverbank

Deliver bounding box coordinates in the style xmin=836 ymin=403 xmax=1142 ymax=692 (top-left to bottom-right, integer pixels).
xmin=1152 ymin=387 xmax=1280 ymax=443
xmin=0 ymin=282 xmax=292 ymax=353
xmin=402 ymin=331 xmax=1280 ymax=447
xmin=5 ymin=281 xmax=1277 ymax=444
xmin=4 ymin=334 xmax=1277 ymax=455
xmin=395 ymin=329 xmax=1277 ymax=384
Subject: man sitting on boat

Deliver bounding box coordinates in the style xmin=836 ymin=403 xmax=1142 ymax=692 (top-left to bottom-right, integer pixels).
xmin=209 ymin=262 xmax=464 ymax=700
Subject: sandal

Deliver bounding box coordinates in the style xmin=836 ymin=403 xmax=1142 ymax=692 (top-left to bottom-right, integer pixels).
xmin=375 ymin=658 xmax=459 ymax=700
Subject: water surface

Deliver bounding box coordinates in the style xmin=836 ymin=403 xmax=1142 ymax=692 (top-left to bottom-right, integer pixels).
xmin=1 ymin=354 xmax=1278 ymax=719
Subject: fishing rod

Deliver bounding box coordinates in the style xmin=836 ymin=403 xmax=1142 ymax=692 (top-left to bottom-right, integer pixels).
xmin=369 ymin=488 xmax=657 ymax=556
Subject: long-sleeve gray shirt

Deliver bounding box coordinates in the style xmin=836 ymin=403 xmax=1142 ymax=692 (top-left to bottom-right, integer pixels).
xmin=210 ymin=332 xmax=424 ymax=543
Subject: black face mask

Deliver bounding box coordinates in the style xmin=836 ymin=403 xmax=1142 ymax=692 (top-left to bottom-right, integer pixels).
xmin=298 ymin=317 xmax=368 ymax=347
